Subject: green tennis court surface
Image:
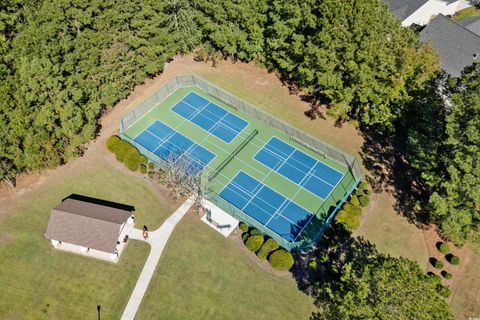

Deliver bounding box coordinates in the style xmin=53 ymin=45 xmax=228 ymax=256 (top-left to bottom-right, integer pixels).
xmin=121 ymin=85 xmax=358 ymax=250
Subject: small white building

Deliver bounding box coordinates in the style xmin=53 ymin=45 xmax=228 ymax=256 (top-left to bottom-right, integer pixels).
xmin=45 ymin=197 xmax=135 ymax=263
xmin=384 ymin=0 xmax=471 ymax=27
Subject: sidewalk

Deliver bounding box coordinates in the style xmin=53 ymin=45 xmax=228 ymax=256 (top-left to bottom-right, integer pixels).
xmin=120 ymin=196 xmax=194 ymax=320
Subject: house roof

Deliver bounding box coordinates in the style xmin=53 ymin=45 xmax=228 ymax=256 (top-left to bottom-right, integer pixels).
xmin=420 ymin=14 xmax=480 ymax=77
xmin=458 ymin=16 xmax=480 ymax=36
xmin=45 ymin=198 xmax=133 ymax=253
xmin=383 ymin=0 xmax=428 ymax=21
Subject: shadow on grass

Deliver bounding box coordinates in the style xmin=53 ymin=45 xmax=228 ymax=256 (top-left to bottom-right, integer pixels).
xmin=359 ymin=125 xmax=429 ymax=226
xmin=63 ymin=194 xmax=135 ymax=212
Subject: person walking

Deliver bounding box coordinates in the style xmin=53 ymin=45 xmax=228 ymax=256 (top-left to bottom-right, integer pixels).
xmin=142 ymin=225 xmax=149 ymax=240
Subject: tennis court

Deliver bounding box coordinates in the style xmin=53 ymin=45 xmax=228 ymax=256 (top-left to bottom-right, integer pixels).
xmin=134 ymin=120 xmax=215 ymax=175
xmin=121 ymin=77 xmax=360 ymax=250
xmin=254 ymin=137 xmax=344 ymax=199
xmin=219 ymin=171 xmax=313 ymax=242
xmin=171 ymin=92 xmax=249 ymax=144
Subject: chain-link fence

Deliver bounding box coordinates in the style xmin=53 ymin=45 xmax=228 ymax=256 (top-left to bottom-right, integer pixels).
xmin=120 ymin=74 xmax=362 ymax=251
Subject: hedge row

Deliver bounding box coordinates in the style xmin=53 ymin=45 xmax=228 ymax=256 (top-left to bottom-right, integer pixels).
xmin=239 ymin=222 xmax=294 ymax=271
xmin=335 ymin=181 xmax=371 ymax=230
xmin=107 ymin=136 xmax=148 ymax=172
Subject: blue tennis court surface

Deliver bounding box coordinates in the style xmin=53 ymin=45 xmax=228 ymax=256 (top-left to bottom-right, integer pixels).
xmin=171 ymin=92 xmax=249 ymax=143
xmin=254 ymin=137 xmax=344 ymax=199
xmin=134 ymin=120 xmax=215 ymax=175
xmin=219 ymin=171 xmax=313 ymax=242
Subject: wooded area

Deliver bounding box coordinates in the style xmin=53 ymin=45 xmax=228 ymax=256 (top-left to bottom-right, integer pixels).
xmin=0 ymin=0 xmax=478 ymax=316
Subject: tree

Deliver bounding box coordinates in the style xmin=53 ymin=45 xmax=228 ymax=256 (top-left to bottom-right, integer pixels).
xmin=265 ymin=0 xmax=439 ymax=128
xmin=427 ymin=64 xmax=480 ymax=244
xmin=311 ymin=239 xmax=452 ymax=319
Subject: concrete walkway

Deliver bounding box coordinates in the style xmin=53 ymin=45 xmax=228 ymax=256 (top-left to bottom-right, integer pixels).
xmin=121 ymin=196 xmax=194 ymax=320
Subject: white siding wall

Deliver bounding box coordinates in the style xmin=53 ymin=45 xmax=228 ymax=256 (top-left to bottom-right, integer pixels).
xmin=402 ymin=0 xmax=471 ymax=26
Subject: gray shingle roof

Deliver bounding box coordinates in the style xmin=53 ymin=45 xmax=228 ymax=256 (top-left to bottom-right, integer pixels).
xmin=458 ymin=16 xmax=480 ymax=36
xmin=383 ymin=0 xmax=428 ymax=21
xmin=420 ymin=14 xmax=480 ymax=77
xmin=45 ymin=198 xmax=132 ymax=253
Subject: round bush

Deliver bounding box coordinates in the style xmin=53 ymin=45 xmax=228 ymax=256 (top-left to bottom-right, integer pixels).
xmin=433 ymin=259 xmax=444 ymax=269
xmin=242 ymin=232 xmax=250 ymax=242
xmin=239 ymin=222 xmax=249 ymax=233
xmin=245 ymin=235 xmax=264 ymax=252
xmin=336 ymin=209 xmax=360 ymax=230
xmin=449 ymin=255 xmax=460 ymax=265
xmin=268 ymin=249 xmax=294 ymax=271
xmin=438 ymin=243 xmax=451 ymax=254
xmin=308 ymin=260 xmax=318 ymax=270
xmin=349 ymin=195 xmax=360 ymax=206
xmin=343 ymin=203 xmax=362 ymax=216
xmin=318 ymin=251 xmax=329 ymax=263
xmin=358 ymin=195 xmax=370 ymax=208
xmin=428 ymin=272 xmax=442 ymax=284
xmin=256 ymin=238 xmax=280 ymax=260
xmin=358 ymin=181 xmax=368 ymax=192
xmin=354 ymin=188 xmax=364 ymax=197
xmin=139 ymin=163 xmax=147 ymax=174
xmin=250 ymin=228 xmax=262 ymax=236
xmin=441 ymin=270 xmax=452 ymax=279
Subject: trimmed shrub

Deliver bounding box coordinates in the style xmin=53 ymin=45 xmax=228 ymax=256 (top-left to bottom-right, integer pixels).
xmin=343 ymin=203 xmax=362 ymax=216
xmin=148 ymin=162 xmax=155 ymax=171
xmin=250 ymin=229 xmax=262 ymax=236
xmin=147 ymin=171 xmax=155 ymax=178
xmin=449 ymin=255 xmax=460 ymax=265
xmin=436 ymin=284 xmax=451 ymax=298
xmin=433 ymin=259 xmax=444 ymax=269
xmin=358 ymin=181 xmax=368 ymax=192
xmin=245 ymin=235 xmax=264 ymax=252
xmin=140 ymin=155 xmax=148 ymax=165
xmin=242 ymin=232 xmax=250 ymax=242
xmin=354 ymin=188 xmax=364 ymax=197
xmin=268 ymin=249 xmax=295 ymax=271
xmin=349 ymin=195 xmax=360 ymax=206
xmin=308 ymin=260 xmax=318 ymax=269
xmin=106 ymin=135 xmax=121 ymax=152
xmin=139 ymin=163 xmax=147 ymax=174
xmin=358 ymin=195 xmax=370 ymax=208
xmin=336 ymin=209 xmax=361 ymax=230
xmin=239 ymin=222 xmax=249 ymax=233
xmin=438 ymin=243 xmax=451 ymax=255
xmin=256 ymin=238 xmax=280 ymax=260
xmin=428 ymin=272 xmax=442 ymax=284
xmin=441 ymin=270 xmax=452 ymax=279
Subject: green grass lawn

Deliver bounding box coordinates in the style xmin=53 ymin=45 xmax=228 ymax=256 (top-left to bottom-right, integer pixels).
xmin=452 ymin=6 xmax=480 ymax=22
xmin=0 ymin=157 xmax=175 ymax=319
xmin=136 ymin=213 xmax=315 ymax=319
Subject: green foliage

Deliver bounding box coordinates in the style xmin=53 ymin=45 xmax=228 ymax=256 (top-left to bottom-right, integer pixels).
xmin=268 ymin=249 xmax=294 ymax=271
xmin=239 ymin=222 xmax=249 ymax=233
xmin=349 ymin=195 xmax=360 ymax=207
xmin=265 ymin=0 xmax=439 ymax=128
xmin=441 ymin=271 xmax=452 ymax=280
xmin=106 ymin=136 xmax=143 ymax=172
xmin=358 ymin=195 xmax=370 ymax=208
xmin=358 ymin=182 xmax=369 ymax=192
xmin=438 ymin=243 xmax=451 ymax=255
xmin=241 ymin=232 xmax=250 ymax=242
xmin=249 ymin=228 xmax=262 ymax=236
xmin=308 ymin=260 xmax=318 ymax=270
xmin=433 ymin=259 xmax=444 ymax=269
xmin=336 ymin=202 xmax=362 ymax=230
xmin=449 ymin=255 xmax=460 ymax=265
xmin=436 ymin=284 xmax=451 ymax=298
xmin=407 ymin=65 xmax=480 ymax=245
xmin=256 ymin=238 xmax=279 ymax=260
xmin=318 ymin=251 xmax=329 ymax=263
xmin=313 ymin=253 xmax=453 ymax=319
xmin=245 ymin=235 xmax=264 ymax=252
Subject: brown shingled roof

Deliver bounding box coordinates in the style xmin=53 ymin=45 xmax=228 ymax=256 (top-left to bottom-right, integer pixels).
xmin=45 ymin=198 xmax=133 ymax=253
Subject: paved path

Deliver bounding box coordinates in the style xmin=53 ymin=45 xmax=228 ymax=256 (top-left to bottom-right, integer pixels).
xmin=121 ymin=196 xmax=194 ymax=320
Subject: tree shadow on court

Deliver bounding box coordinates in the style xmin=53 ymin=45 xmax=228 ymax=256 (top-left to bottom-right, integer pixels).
xmin=359 ymin=124 xmax=429 ymax=226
